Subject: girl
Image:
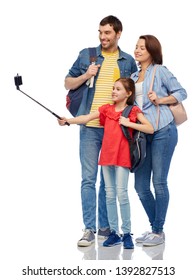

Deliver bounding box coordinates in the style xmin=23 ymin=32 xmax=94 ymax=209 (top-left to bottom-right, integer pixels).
xmin=58 ymin=78 xmax=154 ymax=249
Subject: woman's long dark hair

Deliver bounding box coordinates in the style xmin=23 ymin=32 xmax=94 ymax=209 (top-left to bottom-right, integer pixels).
xmin=139 ymin=35 xmax=163 ymax=65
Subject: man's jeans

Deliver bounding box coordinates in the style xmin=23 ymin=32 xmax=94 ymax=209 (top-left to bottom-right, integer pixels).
xmin=80 ymin=125 xmax=109 ymax=232
xmin=134 ymin=121 xmax=178 ymax=233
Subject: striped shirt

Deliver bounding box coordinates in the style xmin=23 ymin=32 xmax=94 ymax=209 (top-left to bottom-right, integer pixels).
xmin=131 ymin=64 xmax=187 ymax=131
xmin=86 ymin=50 xmax=120 ymax=127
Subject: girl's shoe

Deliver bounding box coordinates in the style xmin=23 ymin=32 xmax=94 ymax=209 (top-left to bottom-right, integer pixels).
xmin=122 ymin=233 xmax=134 ymax=249
xmin=103 ymin=231 xmax=121 ymax=247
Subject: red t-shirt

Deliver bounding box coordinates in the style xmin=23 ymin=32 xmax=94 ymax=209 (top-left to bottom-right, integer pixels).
xmin=98 ymin=104 xmax=142 ymax=168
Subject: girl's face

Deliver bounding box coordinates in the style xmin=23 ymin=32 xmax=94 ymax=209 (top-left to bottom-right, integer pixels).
xmin=112 ymin=81 xmax=130 ymax=103
xmin=134 ymin=38 xmax=152 ymax=64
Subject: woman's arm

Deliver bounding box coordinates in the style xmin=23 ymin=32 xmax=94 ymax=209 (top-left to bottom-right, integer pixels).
xmin=148 ymin=66 xmax=187 ymax=105
xmin=148 ymin=91 xmax=178 ymax=105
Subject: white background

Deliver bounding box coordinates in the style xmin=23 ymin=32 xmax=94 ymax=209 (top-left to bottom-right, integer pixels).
xmin=1 ymin=0 xmax=195 ymax=279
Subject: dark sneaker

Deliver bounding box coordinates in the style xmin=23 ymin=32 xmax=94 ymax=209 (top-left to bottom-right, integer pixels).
xmin=97 ymin=228 xmax=111 ymax=240
xmin=77 ymin=229 xmax=95 ymax=247
xmin=122 ymin=233 xmax=134 ymax=249
xmin=103 ymin=231 xmax=121 ymax=247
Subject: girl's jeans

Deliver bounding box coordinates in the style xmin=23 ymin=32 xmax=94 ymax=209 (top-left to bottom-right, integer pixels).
xmin=134 ymin=121 xmax=178 ymax=234
xmin=102 ymin=165 xmax=131 ymax=234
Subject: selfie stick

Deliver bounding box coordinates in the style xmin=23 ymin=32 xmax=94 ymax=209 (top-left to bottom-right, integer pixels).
xmin=14 ymin=74 xmax=70 ymax=125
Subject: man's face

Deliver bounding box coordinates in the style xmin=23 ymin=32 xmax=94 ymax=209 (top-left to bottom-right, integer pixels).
xmin=98 ymin=24 xmax=121 ymax=51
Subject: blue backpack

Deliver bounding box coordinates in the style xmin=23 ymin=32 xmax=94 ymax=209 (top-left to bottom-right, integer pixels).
xmin=66 ymin=48 xmax=97 ymax=117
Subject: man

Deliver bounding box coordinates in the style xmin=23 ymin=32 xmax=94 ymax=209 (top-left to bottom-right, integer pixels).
xmin=64 ymin=15 xmax=137 ymax=247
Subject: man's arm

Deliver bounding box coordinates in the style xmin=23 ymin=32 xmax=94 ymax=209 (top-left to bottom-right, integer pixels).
xmin=64 ymin=64 xmax=101 ymax=90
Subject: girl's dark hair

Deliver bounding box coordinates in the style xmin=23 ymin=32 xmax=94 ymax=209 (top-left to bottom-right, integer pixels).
xmin=115 ymin=78 xmax=135 ymax=105
xmin=100 ymin=15 xmax=123 ymax=33
xmin=139 ymin=35 xmax=163 ymax=65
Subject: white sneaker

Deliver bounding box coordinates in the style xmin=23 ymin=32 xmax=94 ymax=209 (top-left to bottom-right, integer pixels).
xmin=77 ymin=229 xmax=95 ymax=247
xmin=135 ymin=231 xmax=151 ymax=243
xmin=143 ymin=232 xmax=165 ymax=247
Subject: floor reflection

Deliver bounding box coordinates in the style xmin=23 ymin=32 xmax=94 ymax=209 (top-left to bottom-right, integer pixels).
xmin=77 ymin=238 xmax=165 ymax=260
xmin=77 ymin=244 xmax=97 ymax=260
xmin=142 ymin=243 xmax=165 ymax=260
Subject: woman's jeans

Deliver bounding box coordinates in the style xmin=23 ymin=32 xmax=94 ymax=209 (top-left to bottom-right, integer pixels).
xmin=102 ymin=165 xmax=131 ymax=234
xmin=134 ymin=121 xmax=178 ymax=234
xmin=80 ymin=125 xmax=109 ymax=232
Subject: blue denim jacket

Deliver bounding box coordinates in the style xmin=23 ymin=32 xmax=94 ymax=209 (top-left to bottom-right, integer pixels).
xmin=131 ymin=64 xmax=187 ymax=131
xmin=66 ymin=45 xmax=137 ymax=115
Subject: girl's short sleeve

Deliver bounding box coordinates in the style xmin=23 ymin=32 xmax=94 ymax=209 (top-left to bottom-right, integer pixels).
xmin=98 ymin=104 xmax=111 ymax=126
xmin=129 ymin=106 xmax=142 ymax=123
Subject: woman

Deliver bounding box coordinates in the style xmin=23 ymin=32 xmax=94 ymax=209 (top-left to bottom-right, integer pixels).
xmin=58 ymin=78 xmax=154 ymax=249
xmin=131 ymin=35 xmax=187 ymax=246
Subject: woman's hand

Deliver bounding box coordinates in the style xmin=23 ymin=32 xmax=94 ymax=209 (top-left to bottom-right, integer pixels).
xmin=148 ymin=91 xmax=160 ymax=105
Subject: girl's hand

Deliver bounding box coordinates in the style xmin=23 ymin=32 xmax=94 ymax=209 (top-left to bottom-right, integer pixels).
xmin=119 ymin=116 xmax=130 ymax=127
xmin=148 ymin=91 xmax=160 ymax=105
xmin=57 ymin=117 xmax=68 ymax=126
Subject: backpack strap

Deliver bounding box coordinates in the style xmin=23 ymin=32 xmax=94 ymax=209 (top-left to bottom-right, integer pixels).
xmin=88 ymin=47 xmax=97 ymax=88
xmin=88 ymin=47 xmax=97 ymax=63
xmin=149 ymin=65 xmax=159 ymax=130
xmin=121 ymin=105 xmax=134 ymax=142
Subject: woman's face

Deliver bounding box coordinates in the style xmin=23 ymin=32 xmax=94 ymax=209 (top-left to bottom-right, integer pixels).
xmin=134 ymin=38 xmax=152 ymax=64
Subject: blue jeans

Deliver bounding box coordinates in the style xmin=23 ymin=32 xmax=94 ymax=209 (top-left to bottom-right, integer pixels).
xmin=134 ymin=121 xmax=178 ymax=234
xmin=102 ymin=165 xmax=131 ymax=234
xmin=80 ymin=125 xmax=109 ymax=232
